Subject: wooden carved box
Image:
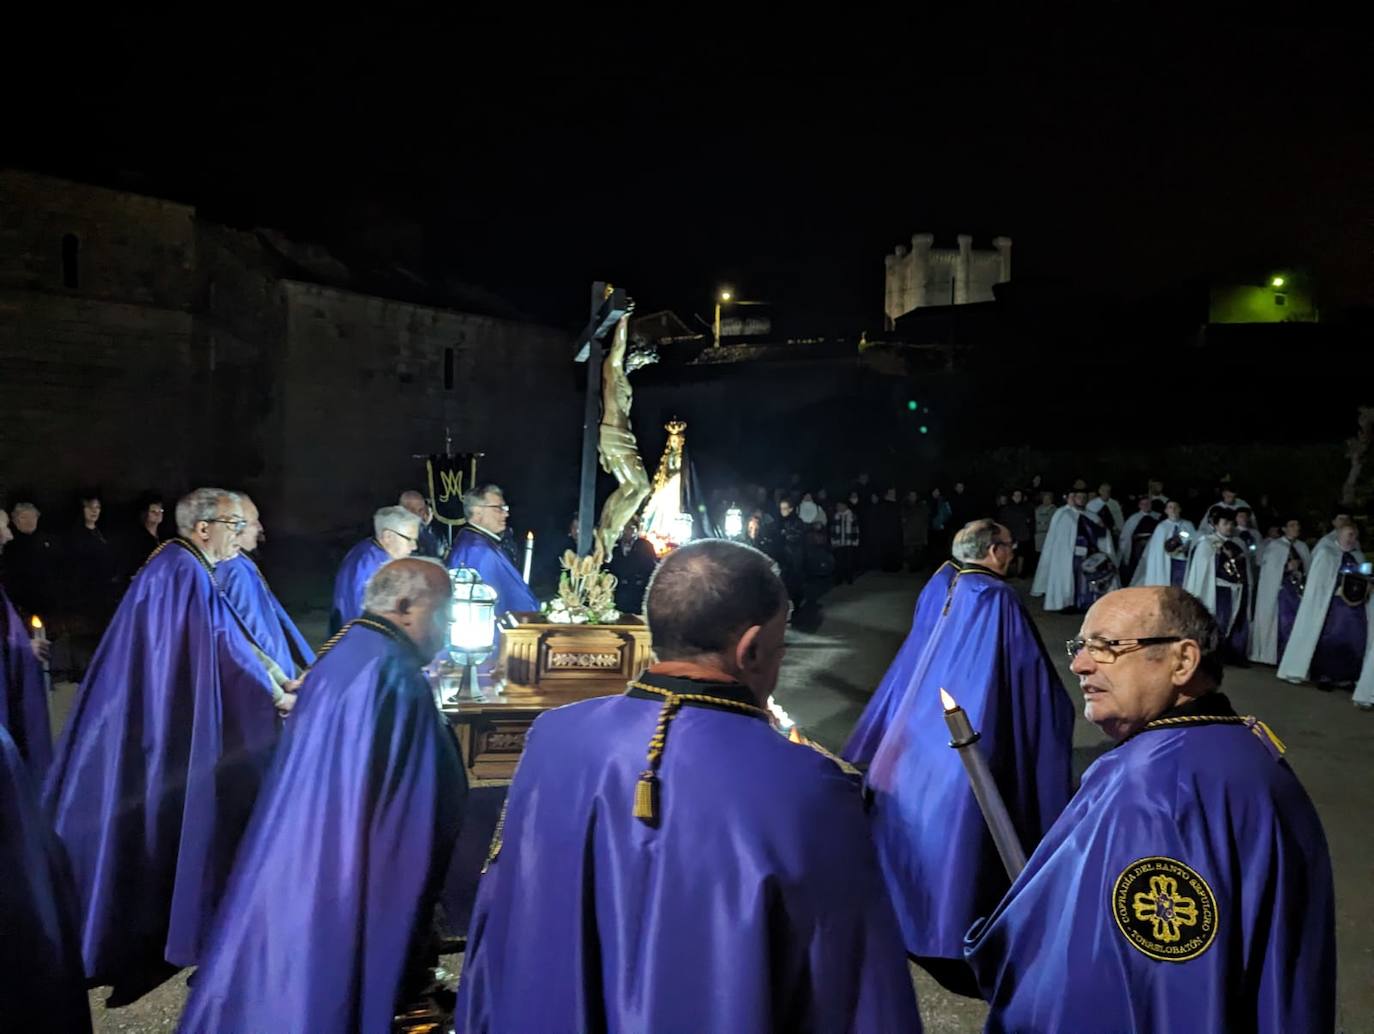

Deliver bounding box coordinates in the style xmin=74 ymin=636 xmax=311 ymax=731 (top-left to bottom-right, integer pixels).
xmin=442 ymin=613 xmax=653 ymax=781
xmin=496 ymin=612 xmax=653 ymax=692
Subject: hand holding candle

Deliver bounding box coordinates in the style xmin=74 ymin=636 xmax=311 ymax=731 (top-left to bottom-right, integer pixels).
xmin=941 ymin=687 xmax=1027 ymax=880
xmin=29 ymin=616 xmax=52 ymax=688
xmin=522 ymin=531 xmax=534 ymax=584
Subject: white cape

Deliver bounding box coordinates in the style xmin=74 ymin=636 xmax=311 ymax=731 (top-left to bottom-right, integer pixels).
xmin=1031 ymin=505 xmax=1113 ymax=610
xmin=1138 ymin=519 xmax=1196 ymax=587
xmin=1248 ymin=537 xmax=1311 ymax=665
xmin=1086 ymin=496 xmax=1124 ymax=538
xmin=1116 ymin=511 xmax=1154 ymax=567
xmin=1277 ymin=540 xmax=1370 ymax=682
xmin=1197 ymin=497 xmax=1251 ymax=536
xmin=1183 ymin=534 xmax=1244 ymax=634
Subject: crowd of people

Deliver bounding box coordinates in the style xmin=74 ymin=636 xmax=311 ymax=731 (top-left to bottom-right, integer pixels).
xmin=1 ymin=493 xmax=168 ymax=676
xmin=0 ymin=468 xmax=1358 ymax=1032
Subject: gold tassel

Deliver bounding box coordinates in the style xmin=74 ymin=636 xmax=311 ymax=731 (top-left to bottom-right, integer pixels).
xmin=633 ymin=771 xmax=659 ymax=821
xmin=1251 ymin=719 xmax=1287 ymax=756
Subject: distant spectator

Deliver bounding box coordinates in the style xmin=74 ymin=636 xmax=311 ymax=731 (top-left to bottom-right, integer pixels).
xmin=831 ymin=500 xmax=860 ymax=585
xmin=119 ymin=494 xmax=165 ymax=585
xmin=928 ymin=487 xmax=953 ymax=564
xmin=1033 ymin=490 xmax=1057 ymax=571
xmin=997 ymin=489 xmax=1035 ymax=578
xmin=876 ymin=488 xmax=904 ymax=572
xmin=3 ymin=503 xmax=57 ymax=620
xmin=901 ymin=490 xmax=930 ymax=572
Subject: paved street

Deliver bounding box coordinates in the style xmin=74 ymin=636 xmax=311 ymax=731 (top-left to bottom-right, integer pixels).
xmin=58 ymin=572 xmax=1371 ymax=1032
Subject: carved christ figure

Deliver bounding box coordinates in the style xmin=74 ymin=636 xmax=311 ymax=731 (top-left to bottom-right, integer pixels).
xmin=594 ymin=314 xmax=652 ymax=555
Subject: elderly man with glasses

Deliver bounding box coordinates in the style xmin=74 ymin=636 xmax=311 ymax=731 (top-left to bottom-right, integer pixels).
xmin=865 ymin=518 xmax=1075 ymax=996
xmin=966 ymin=586 xmax=1335 ymax=1032
xmin=445 ymin=484 xmax=538 ymax=645
xmin=44 ymin=488 xmax=288 ymax=1005
xmin=330 ymin=505 xmax=420 ymax=634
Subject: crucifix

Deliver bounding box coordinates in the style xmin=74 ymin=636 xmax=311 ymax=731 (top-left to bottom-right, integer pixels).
xmin=573 ymin=281 xmax=634 ymax=556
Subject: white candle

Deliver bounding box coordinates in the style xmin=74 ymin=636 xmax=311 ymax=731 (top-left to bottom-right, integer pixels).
xmin=522 ymin=531 xmax=534 ymax=584
xmin=940 ymin=687 xmax=1027 ymax=880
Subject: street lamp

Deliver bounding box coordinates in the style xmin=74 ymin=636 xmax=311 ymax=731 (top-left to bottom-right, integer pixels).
xmin=714 ymin=288 xmax=733 ymax=348
xmin=1271 ymin=275 xmax=1286 ymax=288
xmin=446 ymin=566 xmax=498 ymax=703
xmin=723 ymin=505 xmax=744 ymax=539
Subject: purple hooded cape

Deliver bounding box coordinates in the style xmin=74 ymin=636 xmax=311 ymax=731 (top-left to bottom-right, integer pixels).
xmin=456 ymin=672 xmax=922 ymax=1033
xmin=331 ymin=538 xmax=389 ymax=634
xmin=1 ymin=581 xmax=52 ymax=779
xmin=0 ymin=724 xmax=92 ymax=1032
xmin=966 ymin=695 xmax=1335 ymax=1032
xmin=865 ymin=563 xmax=1075 ymax=962
xmin=215 ymin=551 xmax=315 ymax=676
xmin=179 ymin=616 xmax=466 ymax=1034
xmin=446 ymin=526 xmax=538 ymax=642
xmin=42 ymin=538 xmax=280 ymax=983
xmin=843 ymin=560 xmax=957 ymax=766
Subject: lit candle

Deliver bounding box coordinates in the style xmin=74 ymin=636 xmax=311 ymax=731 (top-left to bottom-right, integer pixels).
xmin=29 ymin=615 xmax=51 ymax=689
xmin=522 ymin=531 xmax=534 ymax=584
xmin=940 ymin=687 xmax=1027 ymax=880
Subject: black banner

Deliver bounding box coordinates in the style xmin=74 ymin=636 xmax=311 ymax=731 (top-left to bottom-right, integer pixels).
xmin=426 ymin=453 xmax=481 ymax=527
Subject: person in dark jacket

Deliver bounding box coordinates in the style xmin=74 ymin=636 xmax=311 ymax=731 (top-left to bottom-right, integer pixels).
xmin=996 ymin=489 xmax=1035 ymax=578
xmin=771 ymin=498 xmax=807 ymax=616
xmin=875 ymin=488 xmax=904 ymax=572
xmin=608 ymin=519 xmax=659 ymax=615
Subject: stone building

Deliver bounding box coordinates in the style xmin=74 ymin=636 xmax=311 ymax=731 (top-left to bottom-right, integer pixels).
xmin=0 ymin=169 xmax=579 ymax=541
xmin=883 ymin=233 xmax=1012 ymax=327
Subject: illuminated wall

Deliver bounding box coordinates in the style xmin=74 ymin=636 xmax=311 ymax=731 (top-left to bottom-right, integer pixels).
xmin=1208 ymin=282 xmax=1317 ymax=324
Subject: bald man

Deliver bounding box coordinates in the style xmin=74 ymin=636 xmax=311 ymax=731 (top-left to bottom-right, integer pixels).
xmin=967 ymin=586 xmax=1334 ymax=1032
xmin=183 ymin=558 xmax=466 ymax=1033
xmin=215 ymin=495 xmax=315 ymax=680
xmin=400 ymin=490 xmax=444 ymax=558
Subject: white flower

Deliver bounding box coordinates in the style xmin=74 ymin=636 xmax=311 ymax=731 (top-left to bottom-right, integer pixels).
xmin=548 ymin=610 xmax=571 ymax=623
xmin=571 ymin=613 xmax=589 ymax=624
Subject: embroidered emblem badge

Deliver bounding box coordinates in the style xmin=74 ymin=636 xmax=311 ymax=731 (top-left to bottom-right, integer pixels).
xmin=1112 ymin=856 xmax=1218 ymax=962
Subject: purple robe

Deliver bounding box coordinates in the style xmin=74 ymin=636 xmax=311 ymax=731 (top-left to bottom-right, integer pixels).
xmin=331 ymin=538 xmax=389 ymax=634
xmin=866 ymin=564 xmax=1075 ymax=962
xmin=1212 ymin=545 xmax=1251 ymax=662
xmin=1 ymin=582 xmax=52 ymax=778
xmin=215 ymin=552 xmax=315 ymax=676
xmin=456 ymin=672 xmax=922 ymax=1033
xmin=1073 ymin=512 xmax=1105 ymax=609
xmin=842 ymin=560 xmax=957 ymax=766
xmin=446 ymin=527 xmax=538 ymax=644
xmin=966 ymin=696 xmax=1335 ymax=1032
xmin=1276 ymin=567 xmax=1303 ymax=658
xmin=1310 ymin=553 xmax=1369 ymax=685
xmin=0 ymin=724 xmax=92 ymax=1033
xmin=43 ymin=538 xmax=280 ymax=984
xmin=1170 ymin=555 xmax=1188 ymax=586
xmin=179 ymin=616 xmax=466 ymax=1034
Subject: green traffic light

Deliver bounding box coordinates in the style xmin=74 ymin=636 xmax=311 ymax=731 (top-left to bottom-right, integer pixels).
xmin=919 ymin=425 xmax=929 ymax=434
xmin=907 ymin=400 xmax=918 ymax=411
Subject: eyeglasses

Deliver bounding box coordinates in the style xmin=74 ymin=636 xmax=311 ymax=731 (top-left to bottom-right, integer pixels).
xmin=1065 ymin=636 xmax=1183 ymax=663
xmin=388 ymin=529 xmax=418 ymax=544
xmin=207 ymin=518 xmax=247 ymax=532
xmin=475 ymin=503 xmax=510 ymax=513
xmin=992 ymin=540 xmax=1016 ymax=551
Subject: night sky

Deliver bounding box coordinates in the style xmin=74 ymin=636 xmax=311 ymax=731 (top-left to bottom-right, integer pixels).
xmin=8 ymin=16 xmax=1371 ymax=333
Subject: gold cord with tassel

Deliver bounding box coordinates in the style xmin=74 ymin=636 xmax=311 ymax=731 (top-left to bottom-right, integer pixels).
xmin=628 ymin=681 xmax=771 ymax=823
